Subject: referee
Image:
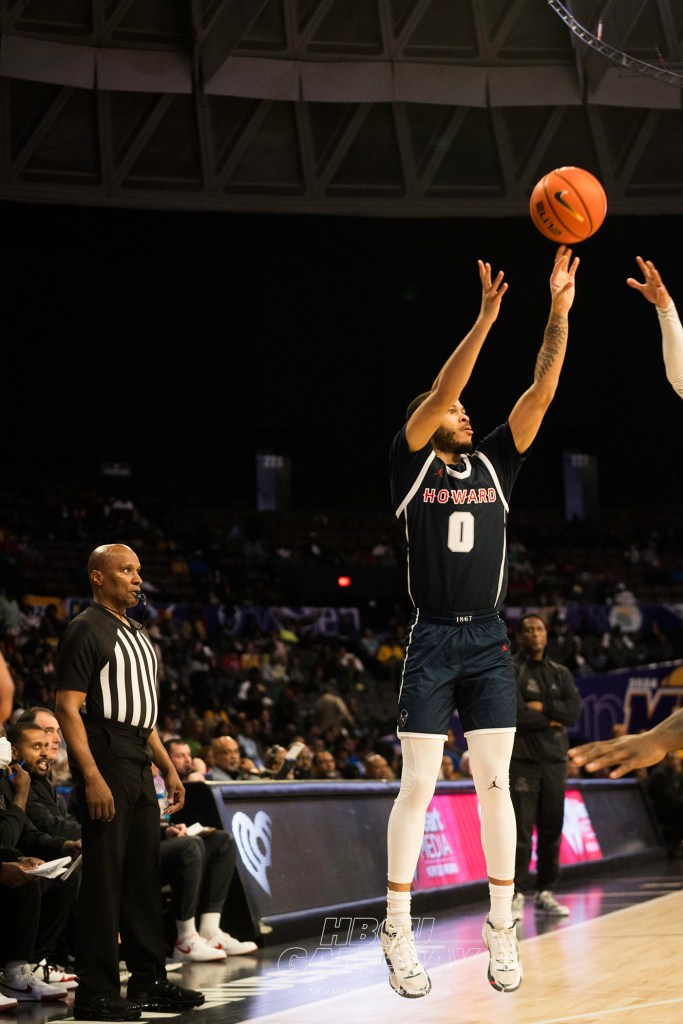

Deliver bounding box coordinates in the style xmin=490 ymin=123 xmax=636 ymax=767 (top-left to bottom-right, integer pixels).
xmin=55 ymin=543 xmax=204 ymax=1022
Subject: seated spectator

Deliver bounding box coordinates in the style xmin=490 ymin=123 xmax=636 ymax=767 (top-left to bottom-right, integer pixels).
xmin=202 ymin=736 xmax=262 ymax=782
xmin=7 ymin=720 xmax=81 ymax=982
xmin=364 ymin=753 xmax=395 ymax=781
xmin=163 ymin=739 xmax=208 ymax=783
xmin=152 ymin=765 xmax=258 ymax=960
xmin=8 ymin=721 xmax=80 ymax=840
xmin=0 ymin=723 xmax=81 ymax=1002
xmin=293 ymin=746 xmax=314 ymax=780
xmin=311 ymin=750 xmax=341 ymax=780
xmin=15 ymin=705 xmax=71 ymax=785
xmin=438 ymin=755 xmax=458 ymax=781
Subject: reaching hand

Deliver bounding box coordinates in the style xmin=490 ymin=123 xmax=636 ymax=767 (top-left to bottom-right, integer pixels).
xmin=478 ymin=260 xmax=508 ymax=322
xmin=549 ymin=245 xmax=579 ymax=316
xmin=626 ymin=256 xmax=671 ymax=310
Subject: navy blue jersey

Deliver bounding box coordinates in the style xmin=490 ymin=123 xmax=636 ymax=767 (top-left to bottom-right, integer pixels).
xmin=55 ymin=604 xmax=158 ymax=730
xmin=390 ymin=422 xmax=525 ymax=613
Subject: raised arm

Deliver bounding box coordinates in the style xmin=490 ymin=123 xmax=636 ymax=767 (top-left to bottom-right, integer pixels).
xmin=508 ymin=246 xmax=579 ymax=454
xmin=627 ymin=256 xmax=683 ymax=399
xmin=406 ymin=259 xmax=508 ymax=451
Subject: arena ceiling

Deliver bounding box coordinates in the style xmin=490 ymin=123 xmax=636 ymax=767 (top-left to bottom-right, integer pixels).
xmin=0 ymin=0 xmax=682 ymax=219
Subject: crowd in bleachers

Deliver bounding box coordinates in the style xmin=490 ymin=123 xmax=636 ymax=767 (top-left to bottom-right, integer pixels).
xmin=2 ymin=480 xmax=683 ymax=780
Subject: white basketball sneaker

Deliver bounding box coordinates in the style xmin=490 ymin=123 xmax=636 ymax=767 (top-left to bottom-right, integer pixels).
xmin=379 ymin=919 xmax=432 ymax=998
xmin=482 ymin=917 xmax=523 ymax=993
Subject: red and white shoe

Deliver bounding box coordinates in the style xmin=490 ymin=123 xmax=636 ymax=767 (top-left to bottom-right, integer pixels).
xmin=0 ymin=963 xmax=68 ymax=1002
xmin=203 ymin=930 xmax=258 ymax=956
xmin=0 ymin=993 xmax=19 ymax=1012
xmin=34 ymin=959 xmax=79 ymax=990
xmin=172 ymin=933 xmax=226 ymax=963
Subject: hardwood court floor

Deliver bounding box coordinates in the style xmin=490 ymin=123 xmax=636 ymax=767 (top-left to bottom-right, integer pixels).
xmin=11 ymin=857 xmax=683 ymax=1024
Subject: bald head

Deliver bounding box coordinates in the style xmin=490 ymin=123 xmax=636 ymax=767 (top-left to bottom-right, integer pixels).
xmin=87 ymin=543 xmax=136 ymax=575
xmin=88 ymin=544 xmax=142 ymax=613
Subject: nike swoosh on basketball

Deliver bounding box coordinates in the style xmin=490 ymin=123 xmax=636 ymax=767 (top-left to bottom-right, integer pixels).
xmin=554 ymin=190 xmax=584 ymax=222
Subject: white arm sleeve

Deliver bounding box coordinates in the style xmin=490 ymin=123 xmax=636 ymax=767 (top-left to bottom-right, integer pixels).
xmin=657 ymin=300 xmax=683 ymax=399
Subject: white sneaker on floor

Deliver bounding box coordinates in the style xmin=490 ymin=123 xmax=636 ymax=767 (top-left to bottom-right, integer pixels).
xmin=511 ymin=891 xmax=525 ymax=916
xmin=34 ymin=959 xmax=79 ymax=990
xmin=379 ymin=919 xmax=432 ymax=998
xmin=173 ymin=933 xmax=227 ymax=962
xmin=0 ymin=963 xmax=69 ymax=1002
xmin=534 ymin=890 xmax=570 ymax=916
xmin=0 ymin=994 xmax=18 ymax=1011
xmin=482 ymin=917 xmax=523 ymax=993
xmin=203 ymin=930 xmax=258 ymax=956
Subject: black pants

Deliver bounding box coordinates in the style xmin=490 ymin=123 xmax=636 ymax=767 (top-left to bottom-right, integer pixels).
xmin=510 ymin=759 xmax=567 ymax=893
xmin=72 ymin=724 xmax=166 ymax=998
xmin=0 ymin=870 xmax=79 ymax=966
xmin=160 ymin=829 xmax=235 ymax=923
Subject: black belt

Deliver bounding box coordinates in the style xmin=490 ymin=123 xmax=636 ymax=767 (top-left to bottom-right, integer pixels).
xmin=415 ymin=608 xmax=500 ymax=626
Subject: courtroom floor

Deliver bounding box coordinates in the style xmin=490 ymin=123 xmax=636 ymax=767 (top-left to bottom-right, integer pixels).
xmin=8 ymin=856 xmax=683 ymax=1024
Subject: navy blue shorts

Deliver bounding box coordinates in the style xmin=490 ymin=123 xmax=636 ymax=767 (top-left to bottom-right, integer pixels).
xmin=397 ymin=609 xmax=516 ymax=738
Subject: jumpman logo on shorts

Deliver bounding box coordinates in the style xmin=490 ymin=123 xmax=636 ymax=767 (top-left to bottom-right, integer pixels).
xmin=488 ymin=777 xmax=502 ymax=790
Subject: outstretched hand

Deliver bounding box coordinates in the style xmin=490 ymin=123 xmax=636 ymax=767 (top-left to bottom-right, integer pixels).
xmin=549 ymin=245 xmax=579 ymax=316
xmin=626 ymin=256 xmax=671 ymax=310
xmin=478 ymin=260 xmax=508 ymax=322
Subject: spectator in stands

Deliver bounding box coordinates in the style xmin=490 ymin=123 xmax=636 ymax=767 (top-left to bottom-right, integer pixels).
xmin=15 ymin=705 xmax=71 ymax=785
xmin=7 ymin=721 xmax=80 ymax=844
xmin=381 ymin=248 xmax=578 ymax=999
xmin=293 ymin=745 xmax=314 ymax=780
xmin=165 ymin=738 xmax=211 ymax=783
xmin=311 ymin=750 xmax=341 ymax=780
xmin=626 ymin=256 xmax=683 ymax=398
xmin=0 ymin=723 xmax=81 ymax=1003
xmin=152 ymin=764 xmax=258 ymax=960
xmin=6 ymin=721 xmax=84 ymax=985
xmin=364 ymin=753 xmax=395 ymax=781
xmin=438 ymin=755 xmax=458 ymax=781
xmin=312 ymin=686 xmax=356 ymax=734
xmin=204 ymin=736 xmax=261 ymax=781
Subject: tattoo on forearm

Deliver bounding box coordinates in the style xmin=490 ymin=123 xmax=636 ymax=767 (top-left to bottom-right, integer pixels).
xmin=534 ymin=314 xmax=567 ymax=381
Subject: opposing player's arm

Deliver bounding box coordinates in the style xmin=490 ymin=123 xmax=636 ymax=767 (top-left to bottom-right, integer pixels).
xmin=508 ymin=246 xmax=578 ymax=454
xmin=568 ymin=711 xmax=683 ymax=779
xmin=406 ymin=260 xmax=507 ymax=451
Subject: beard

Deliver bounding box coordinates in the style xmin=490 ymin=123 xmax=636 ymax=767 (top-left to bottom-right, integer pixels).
xmin=432 ymin=426 xmax=474 ymax=458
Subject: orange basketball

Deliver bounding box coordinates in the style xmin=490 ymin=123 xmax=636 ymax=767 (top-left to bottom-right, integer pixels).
xmin=529 ymin=166 xmax=607 ymax=243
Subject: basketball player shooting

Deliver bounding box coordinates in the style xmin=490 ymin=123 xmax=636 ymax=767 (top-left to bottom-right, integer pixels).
xmin=379 ymin=246 xmax=579 ymax=999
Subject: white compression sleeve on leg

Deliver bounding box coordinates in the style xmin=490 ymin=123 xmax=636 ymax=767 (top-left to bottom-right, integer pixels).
xmin=465 ymin=729 xmax=517 ymax=882
xmin=386 ymin=735 xmax=445 ymax=883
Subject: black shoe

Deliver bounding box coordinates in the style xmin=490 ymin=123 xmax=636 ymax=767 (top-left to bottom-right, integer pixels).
xmin=73 ymin=992 xmax=142 ymax=1021
xmin=126 ymin=978 xmax=205 ymax=1012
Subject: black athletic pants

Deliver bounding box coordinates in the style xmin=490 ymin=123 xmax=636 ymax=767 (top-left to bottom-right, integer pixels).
xmin=510 ymin=758 xmax=567 ymax=893
xmin=72 ymin=723 xmax=166 ymax=998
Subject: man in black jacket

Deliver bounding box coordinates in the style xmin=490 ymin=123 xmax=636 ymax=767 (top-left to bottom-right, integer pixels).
xmin=509 ymin=614 xmax=581 ymax=917
xmin=0 ymin=723 xmax=81 ymax=1003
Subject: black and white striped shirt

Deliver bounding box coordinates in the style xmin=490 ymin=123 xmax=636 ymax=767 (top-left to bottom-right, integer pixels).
xmin=55 ymin=604 xmax=158 ymax=730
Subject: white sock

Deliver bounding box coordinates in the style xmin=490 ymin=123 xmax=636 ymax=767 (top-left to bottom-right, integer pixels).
xmin=488 ymin=882 xmax=514 ymax=929
xmin=199 ymin=912 xmax=222 ymax=939
xmin=176 ymin=918 xmax=196 ymax=941
xmin=386 ymin=888 xmax=412 ymax=932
